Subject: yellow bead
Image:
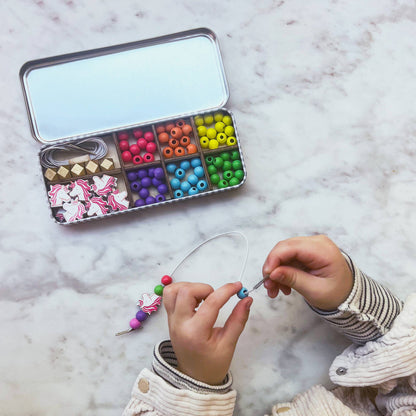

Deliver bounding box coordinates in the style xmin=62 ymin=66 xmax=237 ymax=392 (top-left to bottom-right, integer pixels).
xmin=215 ymin=122 xmax=225 ymax=133
xmin=214 ymin=112 xmax=223 ymax=122
xmin=204 ymin=114 xmax=214 ymax=125
xmin=195 ymin=116 xmax=204 ymax=126
xmin=222 ymin=115 xmax=232 ymax=126
xmin=206 ymin=128 xmax=217 ymax=139
xmin=226 ymin=136 xmax=237 ymax=146
xmin=200 ymin=136 xmax=209 ymax=148
xmin=217 ymin=132 xmax=227 ymax=144
xmin=209 ymin=139 xmax=219 ymax=149
xmin=197 ymin=126 xmax=207 ymax=137
xmin=224 ymin=125 xmax=235 ymax=136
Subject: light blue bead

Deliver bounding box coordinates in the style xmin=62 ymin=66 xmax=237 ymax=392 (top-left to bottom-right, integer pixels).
xmin=188 ymin=174 xmax=198 ymax=185
xmin=193 ymin=166 xmax=205 ymax=178
xmin=237 ymin=288 xmax=249 ymax=299
xmin=197 ymin=180 xmax=208 ymax=191
xmin=191 ymin=158 xmax=202 ymax=168
xmin=180 ymin=181 xmax=191 ymax=192
xmin=170 ymin=178 xmax=181 ymax=189
xmin=166 ymin=163 xmax=177 ymax=174
xmin=180 ymin=161 xmax=191 ymax=171
xmin=188 ymin=186 xmax=199 ymax=196
xmin=175 ymin=168 xmax=186 ymax=179
xmin=174 ymin=189 xmax=184 ymax=198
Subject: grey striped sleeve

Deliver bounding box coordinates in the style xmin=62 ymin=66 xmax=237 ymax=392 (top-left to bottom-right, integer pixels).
xmin=310 ymin=253 xmax=403 ymax=345
xmin=152 ymin=340 xmax=233 ymax=394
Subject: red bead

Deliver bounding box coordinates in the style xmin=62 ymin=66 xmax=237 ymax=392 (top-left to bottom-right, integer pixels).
xmin=146 ymin=142 xmax=157 ymax=153
xmin=133 ymin=155 xmax=143 ymax=165
xmin=137 ymin=138 xmax=147 ymax=150
xmin=118 ymin=132 xmax=129 ymax=141
xmin=122 ymin=151 xmax=133 ymax=163
xmin=144 ymin=131 xmax=154 ymax=142
xmin=161 ymin=275 xmax=173 ymax=285
xmin=143 ymin=152 xmax=154 ymax=162
xmin=130 ymin=144 xmax=141 ymax=155
xmin=119 ymin=140 xmax=130 ymax=152
xmin=133 ymin=129 xmax=143 ymax=139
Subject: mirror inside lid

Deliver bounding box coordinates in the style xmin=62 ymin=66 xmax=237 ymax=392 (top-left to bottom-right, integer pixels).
xmin=20 ymin=28 xmax=229 ymax=144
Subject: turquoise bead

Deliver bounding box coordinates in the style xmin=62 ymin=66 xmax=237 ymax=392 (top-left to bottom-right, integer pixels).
xmin=197 ymin=180 xmax=208 ymax=191
xmin=191 ymin=158 xmax=202 ymax=168
xmin=170 ymin=178 xmax=181 ymax=189
xmin=237 ymin=287 xmax=248 ymax=299
xmin=188 ymin=174 xmax=198 ymax=185
xmin=180 ymin=161 xmax=191 ymax=170
xmin=180 ymin=181 xmax=191 ymax=192
xmin=194 ymin=166 xmax=205 ymax=178
xmin=175 ymin=168 xmax=186 ymax=179
xmin=174 ymin=189 xmax=184 ymax=198
xmin=166 ymin=163 xmax=177 ymax=173
xmin=188 ymin=186 xmax=199 ymax=196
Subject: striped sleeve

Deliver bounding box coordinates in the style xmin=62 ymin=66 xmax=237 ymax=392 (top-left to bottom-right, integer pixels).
xmin=310 ymin=253 xmax=403 ymax=345
xmin=152 ymin=340 xmax=233 ymax=394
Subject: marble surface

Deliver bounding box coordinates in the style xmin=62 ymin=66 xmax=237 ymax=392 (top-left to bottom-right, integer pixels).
xmin=1 ymin=0 xmax=416 ymax=415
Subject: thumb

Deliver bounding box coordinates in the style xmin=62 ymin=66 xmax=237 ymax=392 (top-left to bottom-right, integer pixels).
xmin=222 ymin=297 xmax=252 ymax=345
xmin=270 ymin=266 xmax=316 ymax=299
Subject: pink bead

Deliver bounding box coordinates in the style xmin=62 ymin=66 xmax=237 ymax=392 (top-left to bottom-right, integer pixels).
xmin=144 ymin=131 xmax=154 ymax=142
xmin=119 ymin=140 xmax=129 ymax=152
xmin=118 ymin=132 xmax=129 ymax=141
xmin=129 ymin=318 xmax=141 ymax=330
xmin=146 ymin=142 xmax=157 ymax=154
xmin=137 ymin=138 xmax=148 ymax=150
xmin=122 ymin=151 xmax=133 ymax=163
xmin=130 ymin=144 xmax=141 ymax=155
xmin=133 ymin=129 xmax=143 ymax=139
xmin=133 ymin=155 xmax=143 ymax=165
xmin=143 ymin=153 xmax=155 ymax=163
xmin=161 ymin=275 xmax=173 ymax=285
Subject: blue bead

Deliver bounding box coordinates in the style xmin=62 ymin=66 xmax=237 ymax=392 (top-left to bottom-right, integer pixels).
xmin=237 ymin=287 xmax=249 ymax=299
xmin=175 ymin=168 xmax=186 ymax=179
xmin=174 ymin=189 xmax=184 ymax=198
xmin=180 ymin=181 xmax=191 ymax=192
xmin=191 ymin=158 xmax=202 ymax=168
xmin=197 ymin=180 xmax=207 ymax=191
xmin=188 ymin=174 xmax=198 ymax=185
xmin=180 ymin=160 xmax=191 ymax=170
xmin=193 ymin=166 xmax=205 ymax=178
xmin=166 ymin=163 xmax=177 ymax=174
xmin=188 ymin=186 xmax=199 ymax=196
xmin=170 ymin=178 xmax=181 ymax=189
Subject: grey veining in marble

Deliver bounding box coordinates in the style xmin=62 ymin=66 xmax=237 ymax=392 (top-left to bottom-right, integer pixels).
xmin=1 ymin=1 xmax=416 ymax=415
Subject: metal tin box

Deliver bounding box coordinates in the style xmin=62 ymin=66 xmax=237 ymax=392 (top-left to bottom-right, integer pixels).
xmin=20 ymin=28 xmax=246 ymax=224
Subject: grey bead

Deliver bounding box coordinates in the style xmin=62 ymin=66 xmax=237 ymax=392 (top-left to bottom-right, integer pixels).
xmin=336 ymin=367 xmax=347 ymax=375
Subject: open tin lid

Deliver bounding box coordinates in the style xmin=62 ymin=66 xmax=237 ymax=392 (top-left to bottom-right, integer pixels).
xmin=20 ymin=28 xmax=229 ymax=144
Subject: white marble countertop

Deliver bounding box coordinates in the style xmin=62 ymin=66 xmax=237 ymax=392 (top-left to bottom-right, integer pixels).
xmin=1 ymin=1 xmax=416 ymax=415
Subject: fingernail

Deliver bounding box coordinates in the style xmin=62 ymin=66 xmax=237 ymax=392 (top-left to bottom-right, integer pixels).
xmin=246 ymin=298 xmax=253 ymax=310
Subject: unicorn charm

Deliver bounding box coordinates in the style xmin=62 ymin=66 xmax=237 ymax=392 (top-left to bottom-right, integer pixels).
xmin=92 ymin=174 xmax=116 ymax=196
xmin=69 ymin=179 xmax=91 ymax=201
xmin=48 ymin=184 xmax=71 ymax=207
xmin=62 ymin=198 xmax=86 ymax=222
xmin=86 ymin=196 xmax=109 ymax=217
xmin=108 ymin=190 xmax=129 ymax=211
xmin=137 ymin=293 xmax=162 ymax=314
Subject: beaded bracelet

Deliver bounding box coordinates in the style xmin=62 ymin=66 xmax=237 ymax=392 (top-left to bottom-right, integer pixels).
xmin=115 ymin=232 xmax=268 ymax=336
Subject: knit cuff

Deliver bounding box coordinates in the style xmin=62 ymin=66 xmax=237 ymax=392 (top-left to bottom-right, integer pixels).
xmin=310 ymin=253 xmax=403 ymax=344
xmin=152 ymin=340 xmax=233 ymax=394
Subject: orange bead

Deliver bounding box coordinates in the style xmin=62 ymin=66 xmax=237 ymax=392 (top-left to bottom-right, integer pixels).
xmin=174 ymin=147 xmax=185 ymax=157
xmin=170 ymin=127 xmax=183 ymax=139
xmin=156 ymin=125 xmax=165 ymax=134
xmin=169 ymin=138 xmax=179 ymax=148
xmin=180 ymin=136 xmax=190 ymax=147
xmin=176 ymin=119 xmax=186 ymax=128
xmin=165 ymin=123 xmax=175 ymax=133
xmin=186 ymin=143 xmax=197 ymax=154
xmin=163 ymin=147 xmax=173 ymax=158
xmin=182 ymin=124 xmax=193 ymax=136
xmin=158 ymin=132 xmax=169 ymax=144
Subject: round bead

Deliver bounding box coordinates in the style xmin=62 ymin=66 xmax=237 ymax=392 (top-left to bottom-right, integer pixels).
xmin=144 ymin=131 xmax=154 ymax=142
xmin=206 ymin=128 xmax=217 ymax=139
xmin=208 ymin=139 xmax=219 ymax=149
xmin=127 ymin=171 xmax=137 ymax=181
xmin=220 ymin=152 xmax=230 ymax=161
xmin=214 ymin=112 xmax=223 ymax=122
xmin=146 ymin=142 xmax=157 ymax=153
xmin=197 ymin=126 xmax=207 ymax=137
xmin=139 ymin=188 xmax=149 ymax=199
xmin=222 ymin=115 xmax=232 ymax=126
xmin=180 ymin=136 xmax=190 ymax=147
xmin=224 ymin=126 xmax=235 ymax=136
xmin=134 ymin=199 xmax=145 ymax=207
xmin=194 ymin=116 xmax=204 ymax=126
xmin=119 ymin=140 xmax=130 ymax=151
xmin=197 ymin=180 xmax=208 ymax=191
xmin=165 ymin=122 xmax=175 ymax=133
xmin=222 ymin=161 xmax=232 ymax=171
xmin=174 ymin=147 xmax=185 ymax=157
xmin=176 ymin=119 xmax=186 ymax=128
xmin=166 ymin=163 xmax=177 ymax=173
xmin=122 ymin=151 xmax=133 ymax=163
xmin=136 ymin=310 xmax=148 ymax=322
xmin=118 ymin=132 xmax=129 ymax=141
xmin=143 ymin=153 xmax=155 ymax=162
xmin=130 ymin=144 xmax=141 ymax=155
xmin=180 ymin=160 xmax=191 ymax=170
xmin=129 ymin=318 xmax=142 ymax=329
xmin=187 ymin=174 xmax=198 ymax=185
xmin=193 ymin=166 xmax=205 ymax=178
xmin=218 ymin=179 xmax=229 ymax=189
xmin=200 ymin=137 xmax=209 ymax=148
xmin=223 ymin=170 xmax=234 ymax=181
xmin=133 ymin=129 xmax=144 ymax=139
xmin=170 ymin=178 xmax=181 ymax=189
xmin=187 ymin=144 xmax=198 ymax=154
xmin=163 ymin=147 xmax=173 ymax=158
xmin=169 ymin=138 xmax=179 ymax=148
xmin=232 ymin=160 xmax=242 ymax=170
xmin=188 ymin=186 xmax=199 ymax=196
xmin=204 ymin=114 xmax=214 ymax=125
xmin=213 ymin=157 xmax=224 ymax=168
xmin=156 ymin=125 xmax=165 ymax=134
xmin=207 ymin=165 xmax=217 ymax=175
xmin=154 ymin=285 xmax=164 ymax=296
xmin=130 ymin=181 xmax=142 ymax=192
xmin=231 ymin=151 xmax=240 ymax=160
xmin=170 ymin=127 xmax=183 ymax=139
xmin=237 ymin=287 xmax=249 ymax=299
xmin=205 ymin=156 xmax=214 ymax=165
xmin=157 ymin=183 xmax=168 ymax=194
xmin=191 ymin=158 xmax=201 ymax=168
xmin=182 ymin=124 xmax=193 ymax=136
xmin=226 ymin=137 xmax=237 ymax=146
xmin=229 ymin=177 xmax=241 ymax=186
xmin=145 ymin=196 xmax=156 ymax=205
xmin=152 ymin=177 xmax=163 ymax=187
xmin=174 ymin=189 xmax=184 ymax=198
xmin=161 ymin=275 xmax=173 ymax=285
xmin=180 ymin=181 xmax=191 ymax=192
xmin=215 ymin=122 xmax=225 ymax=133
xmin=137 ymin=138 xmax=148 ymax=149
xmin=216 ymin=133 xmax=227 ymax=144
xmin=132 ymin=154 xmax=143 ymax=165
xmin=155 ymin=193 xmax=166 ymax=202
xmin=158 ymin=132 xmax=170 ymax=144
xmin=175 ymin=168 xmax=186 ymax=179
xmin=234 ymin=170 xmax=244 ymax=180
xmin=210 ymin=173 xmax=220 ymax=184
xmin=154 ymin=167 xmax=165 ymax=179
xmin=148 ymin=168 xmax=155 ymax=178
xmin=137 ymin=169 xmax=147 ymax=179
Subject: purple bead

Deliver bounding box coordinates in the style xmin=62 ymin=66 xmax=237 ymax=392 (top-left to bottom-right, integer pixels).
xmin=157 ymin=183 xmax=168 ymax=194
xmin=154 ymin=167 xmax=164 ymax=179
xmin=134 ymin=199 xmax=145 ymax=207
xmin=152 ymin=177 xmax=163 ymax=187
xmin=148 ymin=168 xmax=155 ymax=178
xmin=127 ymin=171 xmax=137 ymax=182
xmin=155 ymin=194 xmax=166 ymax=202
xmin=130 ymin=181 xmax=141 ymax=192
xmin=129 ymin=318 xmax=141 ymax=330
xmin=137 ymin=169 xmax=147 ymax=179
xmin=145 ymin=196 xmax=156 ymax=205
xmin=141 ymin=177 xmax=152 ymax=188
xmin=139 ymin=188 xmax=149 ymax=199
xmin=136 ymin=310 xmax=148 ymax=322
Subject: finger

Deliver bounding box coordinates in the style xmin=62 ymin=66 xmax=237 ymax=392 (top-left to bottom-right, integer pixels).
xmin=196 ymin=282 xmax=242 ymax=330
xmin=264 ymin=279 xmax=291 ymax=298
xmin=221 ymin=297 xmax=252 ymax=346
xmin=269 ymin=265 xmax=316 ymax=298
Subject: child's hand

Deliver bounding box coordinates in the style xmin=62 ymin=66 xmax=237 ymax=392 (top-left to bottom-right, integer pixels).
xmin=262 ymin=235 xmax=353 ymax=311
xmin=163 ymin=281 xmax=252 ymax=385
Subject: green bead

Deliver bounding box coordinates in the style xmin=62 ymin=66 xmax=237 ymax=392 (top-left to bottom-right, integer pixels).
xmin=232 ymin=160 xmax=242 ymax=170
xmin=213 ymin=157 xmax=224 ymax=168
xmin=222 ymin=161 xmax=232 ymax=171
xmin=210 ymin=173 xmax=220 ymax=184
xmin=223 ymin=170 xmax=234 ymax=181
xmin=154 ymin=285 xmax=164 ymax=296
xmin=219 ymin=152 xmax=230 ymax=161
xmin=207 ymin=165 xmax=217 ymax=175
xmin=234 ymin=169 xmax=244 ymax=180
xmin=229 ymin=177 xmax=240 ymax=186
xmin=218 ymin=179 xmax=229 ymax=188
xmin=205 ymin=156 xmax=214 ymax=165
xmin=222 ymin=115 xmax=232 ymax=126
xmin=230 ymin=151 xmax=240 ymax=160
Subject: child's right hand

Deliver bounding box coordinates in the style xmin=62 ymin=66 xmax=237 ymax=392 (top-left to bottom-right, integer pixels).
xmin=262 ymin=235 xmax=353 ymax=311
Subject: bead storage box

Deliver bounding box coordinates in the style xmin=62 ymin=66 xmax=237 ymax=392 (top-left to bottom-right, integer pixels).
xmin=19 ymin=28 xmax=246 ymax=224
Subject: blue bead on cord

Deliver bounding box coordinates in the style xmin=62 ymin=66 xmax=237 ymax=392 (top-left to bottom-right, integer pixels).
xmin=237 ymin=287 xmax=249 ymax=299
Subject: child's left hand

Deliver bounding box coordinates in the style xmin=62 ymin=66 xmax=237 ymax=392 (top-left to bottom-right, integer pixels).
xmin=163 ymin=281 xmax=252 ymax=385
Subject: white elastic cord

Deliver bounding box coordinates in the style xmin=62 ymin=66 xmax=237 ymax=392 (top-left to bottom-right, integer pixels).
xmin=170 ymin=231 xmax=249 ymax=282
